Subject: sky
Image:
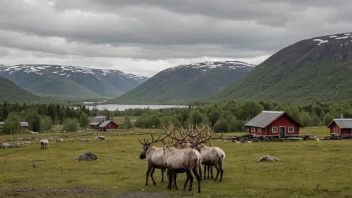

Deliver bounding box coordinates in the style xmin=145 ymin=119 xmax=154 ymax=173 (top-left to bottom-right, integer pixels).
xmin=0 ymin=0 xmax=351 ymax=77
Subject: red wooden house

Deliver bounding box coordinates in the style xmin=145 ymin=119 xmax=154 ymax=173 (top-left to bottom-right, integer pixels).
xmin=19 ymin=122 xmax=29 ymax=131
xmin=98 ymin=120 xmax=119 ymax=132
xmin=89 ymin=116 xmax=108 ymax=129
xmin=327 ymin=118 xmax=352 ymax=137
xmin=245 ymin=111 xmax=303 ymax=138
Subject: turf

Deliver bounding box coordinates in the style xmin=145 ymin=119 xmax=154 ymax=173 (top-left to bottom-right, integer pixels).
xmin=0 ymin=127 xmax=351 ymax=198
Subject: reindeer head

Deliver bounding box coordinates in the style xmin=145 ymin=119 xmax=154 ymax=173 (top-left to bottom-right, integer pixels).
xmin=138 ymin=132 xmax=167 ymax=159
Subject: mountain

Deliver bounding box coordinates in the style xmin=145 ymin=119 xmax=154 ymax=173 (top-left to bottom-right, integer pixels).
xmin=208 ymin=32 xmax=352 ymax=103
xmin=0 ymin=76 xmax=44 ymax=103
xmin=0 ymin=65 xmax=148 ymax=100
xmin=110 ymin=61 xmax=255 ymax=104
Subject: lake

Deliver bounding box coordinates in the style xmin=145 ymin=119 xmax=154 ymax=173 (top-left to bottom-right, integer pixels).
xmin=84 ymin=104 xmax=188 ymax=111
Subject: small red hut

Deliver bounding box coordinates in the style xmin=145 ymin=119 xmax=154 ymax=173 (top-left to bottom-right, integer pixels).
xmin=98 ymin=120 xmax=119 ymax=132
xmin=19 ymin=122 xmax=29 ymax=131
xmin=245 ymin=111 xmax=303 ymax=138
xmin=327 ymin=118 xmax=352 ymax=137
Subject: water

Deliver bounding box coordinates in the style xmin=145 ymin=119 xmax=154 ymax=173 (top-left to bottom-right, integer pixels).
xmin=84 ymin=104 xmax=188 ymax=111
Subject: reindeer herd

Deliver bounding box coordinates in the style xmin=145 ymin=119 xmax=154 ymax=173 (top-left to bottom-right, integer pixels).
xmin=138 ymin=124 xmax=225 ymax=193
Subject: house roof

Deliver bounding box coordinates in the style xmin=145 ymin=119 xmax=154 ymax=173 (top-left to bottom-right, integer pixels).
xmin=0 ymin=122 xmax=4 ymax=125
xmin=19 ymin=122 xmax=29 ymax=127
xmin=99 ymin=120 xmax=118 ymax=128
xmin=327 ymin=119 xmax=352 ymax=129
xmin=92 ymin=116 xmax=107 ymax=123
xmin=245 ymin=111 xmax=303 ymax=128
xmin=89 ymin=122 xmax=100 ymax=126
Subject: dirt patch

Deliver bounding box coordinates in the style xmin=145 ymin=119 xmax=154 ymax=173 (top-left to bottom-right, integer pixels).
xmin=119 ymin=192 xmax=168 ymax=198
xmin=1 ymin=187 xmax=114 ymax=197
xmin=1 ymin=188 xmax=169 ymax=198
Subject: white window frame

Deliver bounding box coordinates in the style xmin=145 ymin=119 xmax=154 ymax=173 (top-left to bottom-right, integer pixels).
xmin=288 ymin=126 xmax=294 ymax=133
xmin=257 ymin=128 xmax=262 ymax=133
xmin=251 ymin=127 xmax=255 ymax=132
xmin=272 ymin=127 xmax=278 ymax=133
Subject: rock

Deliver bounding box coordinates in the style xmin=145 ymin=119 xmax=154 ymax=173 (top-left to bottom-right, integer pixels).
xmin=74 ymin=152 xmax=98 ymax=161
xmin=32 ymin=164 xmax=41 ymax=168
xmin=79 ymin=138 xmax=89 ymax=142
xmin=7 ymin=138 xmax=15 ymax=141
xmin=258 ymin=155 xmax=280 ymax=162
xmin=1 ymin=143 xmax=12 ymax=148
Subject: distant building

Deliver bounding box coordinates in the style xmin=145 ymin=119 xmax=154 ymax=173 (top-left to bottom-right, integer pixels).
xmin=245 ymin=111 xmax=303 ymax=138
xmin=88 ymin=116 xmax=108 ymax=129
xmin=327 ymin=118 xmax=352 ymax=137
xmin=19 ymin=122 xmax=29 ymax=131
xmin=98 ymin=120 xmax=119 ymax=132
xmin=0 ymin=122 xmax=4 ymax=132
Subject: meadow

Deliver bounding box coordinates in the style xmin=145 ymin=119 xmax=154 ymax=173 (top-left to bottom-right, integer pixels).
xmin=0 ymin=126 xmax=351 ymax=198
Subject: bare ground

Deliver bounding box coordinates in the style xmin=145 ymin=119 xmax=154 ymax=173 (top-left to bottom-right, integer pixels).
xmin=0 ymin=187 xmax=168 ymax=198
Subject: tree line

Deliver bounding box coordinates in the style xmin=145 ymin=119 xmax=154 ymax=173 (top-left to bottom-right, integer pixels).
xmin=0 ymin=100 xmax=351 ymax=134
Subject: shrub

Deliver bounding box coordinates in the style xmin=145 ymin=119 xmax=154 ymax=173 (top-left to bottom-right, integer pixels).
xmin=63 ymin=118 xmax=79 ymax=132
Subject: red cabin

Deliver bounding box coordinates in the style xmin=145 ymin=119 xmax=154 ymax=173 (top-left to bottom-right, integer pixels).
xmin=327 ymin=119 xmax=352 ymax=137
xmin=20 ymin=122 xmax=29 ymax=131
xmin=245 ymin=111 xmax=303 ymax=138
xmin=98 ymin=120 xmax=119 ymax=132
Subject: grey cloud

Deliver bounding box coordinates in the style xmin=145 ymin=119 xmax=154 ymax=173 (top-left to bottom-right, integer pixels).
xmin=0 ymin=0 xmax=351 ymax=75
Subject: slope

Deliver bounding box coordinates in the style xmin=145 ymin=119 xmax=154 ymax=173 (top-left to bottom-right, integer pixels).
xmin=0 ymin=76 xmax=44 ymax=103
xmin=208 ymin=32 xmax=352 ymax=103
xmin=111 ymin=61 xmax=255 ymax=104
xmin=0 ymin=65 xmax=148 ymax=99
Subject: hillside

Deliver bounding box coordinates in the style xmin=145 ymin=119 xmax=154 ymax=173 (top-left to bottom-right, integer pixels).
xmin=110 ymin=61 xmax=255 ymax=104
xmin=0 ymin=76 xmax=44 ymax=103
xmin=0 ymin=65 xmax=148 ymax=100
xmin=208 ymin=32 xmax=352 ymax=103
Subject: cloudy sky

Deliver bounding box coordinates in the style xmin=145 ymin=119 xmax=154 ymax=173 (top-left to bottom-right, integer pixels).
xmin=0 ymin=0 xmax=351 ymax=76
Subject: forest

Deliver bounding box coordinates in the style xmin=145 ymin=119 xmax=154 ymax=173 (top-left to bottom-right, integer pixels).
xmin=0 ymin=100 xmax=350 ymax=134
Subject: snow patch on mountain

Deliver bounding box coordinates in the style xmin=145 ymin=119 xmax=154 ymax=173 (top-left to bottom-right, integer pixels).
xmin=314 ymin=33 xmax=352 ymax=46
xmin=0 ymin=64 xmax=147 ymax=81
xmin=164 ymin=61 xmax=256 ymax=73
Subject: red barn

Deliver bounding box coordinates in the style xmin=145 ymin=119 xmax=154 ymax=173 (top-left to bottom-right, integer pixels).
xmin=327 ymin=119 xmax=352 ymax=137
xmin=19 ymin=122 xmax=29 ymax=131
xmin=98 ymin=120 xmax=119 ymax=132
xmin=245 ymin=111 xmax=303 ymax=138
xmin=88 ymin=116 xmax=108 ymax=129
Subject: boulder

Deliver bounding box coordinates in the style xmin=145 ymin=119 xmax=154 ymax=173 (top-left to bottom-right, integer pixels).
xmin=75 ymin=152 xmax=98 ymax=161
xmin=258 ymin=155 xmax=280 ymax=162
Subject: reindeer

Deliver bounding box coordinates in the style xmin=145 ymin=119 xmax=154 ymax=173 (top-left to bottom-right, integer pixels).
xmin=163 ymin=142 xmax=202 ymax=193
xmin=191 ymin=127 xmax=225 ymax=182
xmin=138 ymin=132 xmax=168 ymax=186
xmin=40 ymin=139 xmax=49 ymax=149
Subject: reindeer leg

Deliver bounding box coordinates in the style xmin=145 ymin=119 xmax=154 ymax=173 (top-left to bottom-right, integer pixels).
xmin=213 ymin=164 xmax=220 ymax=181
xmin=184 ymin=173 xmax=189 ymax=190
xmin=150 ymin=167 xmax=156 ymax=185
xmin=172 ymin=172 xmax=178 ymax=191
xmin=207 ymin=165 xmax=211 ymax=179
xmin=186 ymin=170 xmax=193 ymax=191
xmin=161 ymin=168 xmax=165 ymax=182
xmin=203 ymin=165 xmax=207 ymax=180
xmin=145 ymin=165 xmax=152 ymax=186
xmin=167 ymin=170 xmax=173 ymax=190
xmin=210 ymin=166 xmax=214 ymax=179
xmin=192 ymin=167 xmax=201 ymax=193
xmin=218 ymin=160 xmax=224 ymax=182
xmin=199 ymin=164 xmax=202 ymax=181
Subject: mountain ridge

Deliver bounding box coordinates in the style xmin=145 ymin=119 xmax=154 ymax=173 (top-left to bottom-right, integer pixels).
xmin=208 ymin=32 xmax=352 ymax=103
xmin=110 ymin=61 xmax=255 ymax=104
xmin=0 ymin=64 xmax=148 ymax=100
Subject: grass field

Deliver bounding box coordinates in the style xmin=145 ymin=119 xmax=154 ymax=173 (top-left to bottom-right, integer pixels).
xmin=0 ymin=127 xmax=351 ymax=198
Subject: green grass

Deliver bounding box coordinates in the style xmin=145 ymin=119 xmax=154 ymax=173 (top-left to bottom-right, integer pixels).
xmin=0 ymin=127 xmax=351 ymax=198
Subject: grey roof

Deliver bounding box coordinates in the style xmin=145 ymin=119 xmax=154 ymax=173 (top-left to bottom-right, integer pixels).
xmin=93 ymin=116 xmax=107 ymax=123
xmin=89 ymin=122 xmax=100 ymax=126
xmin=99 ymin=120 xmax=117 ymax=128
xmin=0 ymin=122 xmax=4 ymax=125
xmin=327 ymin=119 xmax=352 ymax=129
xmin=19 ymin=122 xmax=29 ymax=127
xmin=245 ymin=111 xmax=303 ymax=128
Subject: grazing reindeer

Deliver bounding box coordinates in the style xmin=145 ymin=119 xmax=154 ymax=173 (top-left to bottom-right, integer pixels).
xmin=191 ymin=128 xmax=225 ymax=182
xmin=139 ymin=132 xmax=168 ymax=186
xmin=40 ymin=139 xmax=49 ymax=149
